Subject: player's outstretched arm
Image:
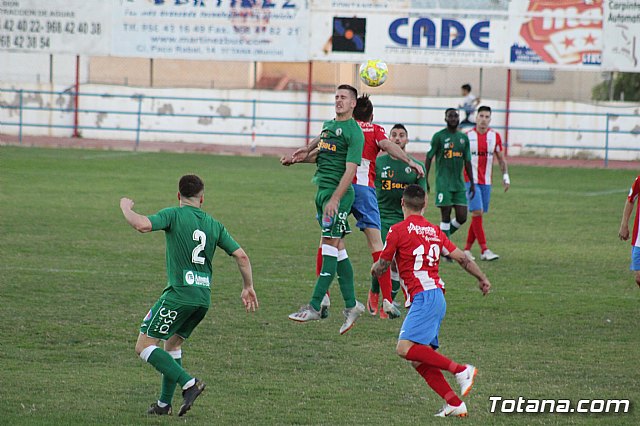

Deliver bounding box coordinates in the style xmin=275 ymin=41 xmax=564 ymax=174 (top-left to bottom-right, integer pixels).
xmin=283 ymin=135 xmax=321 ymax=165
xmin=619 ymin=199 xmax=634 ymax=241
xmin=449 ymin=248 xmax=491 ymax=296
xmin=120 ymin=197 xmax=152 ymax=233
xmin=378 ymin=139 xmax=425 ymax=177
xmin=232 ymin=248 xmax=258 ymax=312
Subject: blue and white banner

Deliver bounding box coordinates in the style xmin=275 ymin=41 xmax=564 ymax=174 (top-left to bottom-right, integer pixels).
xmin=309 ymin=10 xmax=507 ymax=66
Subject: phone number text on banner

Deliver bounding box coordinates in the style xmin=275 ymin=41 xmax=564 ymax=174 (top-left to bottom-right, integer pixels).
xmin=113 ymin=0 xmax=308 ymax=61
xmin=0 ymin=0 xmax=110 ymax=55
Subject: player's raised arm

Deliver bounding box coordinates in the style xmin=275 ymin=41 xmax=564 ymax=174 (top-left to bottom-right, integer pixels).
xmin=448 ymin=248 xmax=491 ymax=295
xmin=284 ymin=134 xmax=322 ymax=165
xmin=231 ymin=247 xmax=258 ymax=312
xmin=120 ymin=197 xmax=152 ymax=233
xmin=379 ymin=138 xmax=425 ymax=177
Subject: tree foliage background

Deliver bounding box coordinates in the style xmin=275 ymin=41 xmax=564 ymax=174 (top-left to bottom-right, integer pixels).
xmin=592 ymin=72 xmax=640 ymax=101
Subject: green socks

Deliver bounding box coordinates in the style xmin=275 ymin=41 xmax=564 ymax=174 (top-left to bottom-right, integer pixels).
xmin=145 ymin=347 xmax=192 ymax=388
xmin=337 ymin=255 xmax=356 ymax=309
xmin=310 ymin=252 xmax=337 ymax=311
xmin=391 ymin=279 xmax=400 ymax=300
xmin=159 ymin=351 xmax=182 ymax=405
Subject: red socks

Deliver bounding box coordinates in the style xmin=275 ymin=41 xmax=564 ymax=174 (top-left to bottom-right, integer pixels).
xmin=466 ymin=215 xmax=488 ymax=252
xmin=316 ymin=247 xmax=323 ymax=277
xmin=405 ymin=344 xmax=465 ymax=374
xmin=415 ymin=363 xmax=463 ymax=407
xmin=373 ymin=251 xmax=392 ymax=303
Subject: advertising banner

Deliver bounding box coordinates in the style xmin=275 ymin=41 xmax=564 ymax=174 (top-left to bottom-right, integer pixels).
xmin=507 ymin=0 xmax=603 ymax=69
xmin=309 ymin=8 xmax=508 ymax=66
xmin=0 ymin=0 xmax=111 ymax=55
xmin=602 ymin=0 xmax=640 ymax=71
xmin=112 ymin=0 xmax=309 ymax=61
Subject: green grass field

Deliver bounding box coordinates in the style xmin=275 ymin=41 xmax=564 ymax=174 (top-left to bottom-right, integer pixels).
xmin=1 ymin=146 xmax=638 ymax=425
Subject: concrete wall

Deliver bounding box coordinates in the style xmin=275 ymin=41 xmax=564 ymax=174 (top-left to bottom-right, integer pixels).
xmin=1 ymin=82 xmax=638 ymax=161
xmin=0 ymin=52 xmax=609 ymax=102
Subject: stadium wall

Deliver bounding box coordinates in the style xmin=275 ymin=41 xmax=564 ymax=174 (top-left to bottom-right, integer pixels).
xmin=0 ymin=82 xmax=638 ymax=161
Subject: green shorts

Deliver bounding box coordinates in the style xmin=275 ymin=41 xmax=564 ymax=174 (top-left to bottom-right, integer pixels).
xmin=435 ymin=189 xmax=467 ymax=207
xmin=315 ymin=186 xmax=354 ymax=238
xmin=381 ymin=216 xmax=403 ymax=242
xmin=140 ymin=298 xmax=208 ymax=340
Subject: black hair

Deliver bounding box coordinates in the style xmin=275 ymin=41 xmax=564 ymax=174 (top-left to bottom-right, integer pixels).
xmin=461 ymin=84 xmax=472 ymax=92
xmin=391 ymin=123 xmax=408 ymax=135
xmin=179 ymin=175 xmax=204 ymax=198
xmin=477 ymin=105 xmax=492 ymax=114
xmin=353 ymin=94 xmax=373 ymax=122
xmin=403 ymin=184 xmax=426 ymax=211
xmin=337 ymin=84 xmax=358 ymax=99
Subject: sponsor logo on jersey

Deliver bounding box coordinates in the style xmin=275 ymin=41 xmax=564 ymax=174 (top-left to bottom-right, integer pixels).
xmin=183 ymin=270 xmax=211 ymax=287
xmin=407 ymin=223 xmax=442 ymax=242
xmin=444 ymin=150 xmax=464 ymax=159
xmin=381 ymin=180 xmax=408 ymax=191
xmin=318 ymin=139 xmax=337 ymax=152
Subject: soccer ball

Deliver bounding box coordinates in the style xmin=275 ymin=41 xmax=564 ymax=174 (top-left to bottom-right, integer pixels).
xmin=359 ymin=60 xmax=388 ymax=87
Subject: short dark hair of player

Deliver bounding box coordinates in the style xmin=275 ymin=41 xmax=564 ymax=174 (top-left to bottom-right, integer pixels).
xmin=337 ymin=84 xmax=358 ymax=100
xmin=403 ymin=184 xmax=426 ymax=211
xmin=391 ymin=123 xmax=408 ymax=135
xmin=461 ymin=83 xmax=471 ymax=92
xmin=477 ymin=105 xmax=491 ymax=114
xmin=179 ymin=174 xmax=205 ymax=198
xmin=353 ymin=94 xmax=373 ymax=122
xmin=445 ymin=107 xmax=458 ymax=116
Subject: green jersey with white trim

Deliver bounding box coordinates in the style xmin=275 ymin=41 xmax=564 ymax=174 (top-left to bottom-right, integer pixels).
xmin=426 ymin=128 xmax=471 ymax=193
xmin=148 ymin=205 xmax=240 ymax=307
xmin=313 ymin=118 xmax=364 ymax=188
xmin=375 ymin=154 xmax=427 ymax=224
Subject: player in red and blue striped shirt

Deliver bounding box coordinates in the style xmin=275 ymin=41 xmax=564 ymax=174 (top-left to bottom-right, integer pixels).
xmin=619 ymin=174 xmax=640 ymax=288
xmin=463 ymin=106 xmax=510 ymax=262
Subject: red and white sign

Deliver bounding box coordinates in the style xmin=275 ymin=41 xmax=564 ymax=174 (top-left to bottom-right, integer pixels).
xmin=510 ymin=0 xmax=603 ymax=67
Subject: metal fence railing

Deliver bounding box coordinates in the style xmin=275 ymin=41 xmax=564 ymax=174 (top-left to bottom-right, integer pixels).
xmin=1 ymin=87 xmax=638 ymax=166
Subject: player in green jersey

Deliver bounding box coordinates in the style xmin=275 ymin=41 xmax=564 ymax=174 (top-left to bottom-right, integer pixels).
xmin=120 ymin=174 xmax=258 ymax=417
xmin=369 ymin=124 xmax=427 ymax=308
xmin=286 ymin=84 xmax=367 ymax=335
xmin=425 ymin=108 xmax=475 ymax=237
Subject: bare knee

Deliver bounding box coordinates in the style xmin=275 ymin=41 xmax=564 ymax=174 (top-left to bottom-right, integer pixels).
xmin=396 ymin=340 xmax=413 ymax=358
xmin=134 ymin=341 xmax=145 ymax=356
xmin=135 ymin=333 xmax=159 ymax=357
xmin=635 ymin=272 xmax=640 ymax=288
xmin=164 ymin=335 xmax=185 ymax=352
